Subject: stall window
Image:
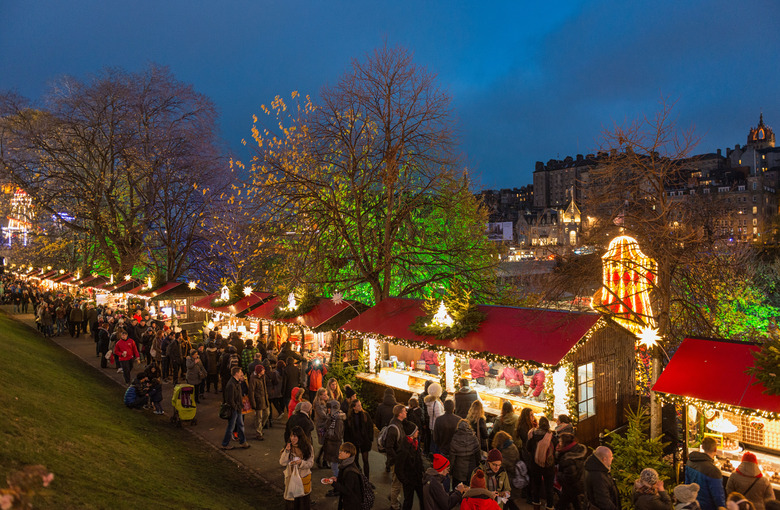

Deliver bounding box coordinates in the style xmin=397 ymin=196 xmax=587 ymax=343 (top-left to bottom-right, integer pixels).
xmin=336 ymin=335 xmax=362 ymax=363
xmin=577 ymin=362 xmax=596 ymax=420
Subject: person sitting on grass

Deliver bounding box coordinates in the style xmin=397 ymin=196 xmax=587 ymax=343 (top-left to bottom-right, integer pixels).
xmin=124 ymin=373 xmax=150 ymax=410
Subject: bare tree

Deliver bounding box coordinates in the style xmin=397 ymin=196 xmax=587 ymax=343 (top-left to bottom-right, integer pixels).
xmin=246 ymin=45 xmax=497 ymax=304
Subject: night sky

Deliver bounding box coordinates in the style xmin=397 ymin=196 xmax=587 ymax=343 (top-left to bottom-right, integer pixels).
xmin=2 ymin=0 xmax=778 ymax=189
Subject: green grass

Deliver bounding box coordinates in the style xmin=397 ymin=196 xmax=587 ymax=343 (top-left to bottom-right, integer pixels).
xmin=0 ymin=313 xmax=285 ymax=509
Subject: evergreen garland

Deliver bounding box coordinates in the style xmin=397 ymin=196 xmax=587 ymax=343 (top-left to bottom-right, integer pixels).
xmin=272 ymin=287 xmax=318 ymax=319
xmin=410 ymin=285 xmax=486 ymax=339
xmin=748 ymin=333 xmax=780 ymax=395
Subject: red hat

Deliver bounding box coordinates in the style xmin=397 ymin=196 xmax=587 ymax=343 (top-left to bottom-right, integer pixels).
xmin=432 ymin=454 xmax=450 ymax=472
xmin=487 ymin=449 xmax=503 ymax=463
xmin=469 ymin=469 xmax=486 ymax=489
xmin=742 ymin=452 xmax=758 ymax=464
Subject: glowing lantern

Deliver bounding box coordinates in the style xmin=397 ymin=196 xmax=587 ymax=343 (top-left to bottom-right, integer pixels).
xmin=592 ymin=235 xmax=656 ymax=333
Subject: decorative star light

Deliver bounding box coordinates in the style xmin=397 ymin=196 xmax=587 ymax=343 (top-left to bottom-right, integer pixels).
xmin=59 ymin=269 xmax=65 ymax=274
xmin=124 ymin=274 xmax=132 ymax=281
xmin=431 ymin=300 xmax=454 ymax=328
xmin=220 ymin=285 xmax=230 ymax=301
xmin=243 ymin=286 xmax=252 ymax=297
xmin=331 ymin=291 xmax=344 ymax=305
xmin=637 ymin=326 xmax=661 ymax=348
xmin=46 ymin=266 xmax=52 ymax=270
xmin=188 ymin=281 xmax=197 ymax=290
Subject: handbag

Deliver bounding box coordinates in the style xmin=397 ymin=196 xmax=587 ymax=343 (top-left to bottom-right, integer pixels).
xmin=285 ymin=464 xmax=305 ymax=499
xmin=219 ymin=402 xmax=232 ymax=420
xmin=241 ymin=395 xmax=252 ymax=415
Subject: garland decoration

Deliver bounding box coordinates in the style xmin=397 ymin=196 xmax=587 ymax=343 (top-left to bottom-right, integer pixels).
xmin=410 ymin=285 xmax=486 ymax=340
xmin=747 ymin=334 xmax=780 ymax=396
xmin=272 ymin=287 xmax=318 ymax=319
xmin=563 ymin=362 xmax=579 ymax=425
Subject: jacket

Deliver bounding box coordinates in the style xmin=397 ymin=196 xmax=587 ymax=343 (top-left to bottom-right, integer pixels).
xmin=204 ymin=347 xmax=219 ymax=375
xmin=344 ymin=410 xmax=375 ymax=451
xmin=469 ymin=359 xmax=490 ymax=379
xmin=450 ymin=420 xmax=481 ymax=483
xmin=557 ymin=441 xmax=588 ymax=489
xmin=454 ymin=387 xmax=479 ymax=418
xmin=433 ymin=410 xmax=462 ymax=455
xmin=526 ymin=428 xmax=557 ymax=468
xmin=283 ymin=363 xmax=301 ymax=400
xmin=498 ymin=439 xmax=520 ymax=479
xmin=423 ymin=467 xmax=463 ymax=510
xmin=114 ymin=338 xmax=140 ymax=362
xmin=322 ymin=412 xmax=345 ymax=463
xmin=167 ymin=339 xmax=182 ymax=363
xmin=492 ymin=412 xmax=519 ymax=440
xmin=285 ymin=410 xmax=315 ymax=444
xmin=395 ymin=436 xmax=424 ymax=487
xmin=374 ymin=392 xmax=397 ymax=430
xmin=498 ymin=367 xmax=524 ymax=388
xmin=384 ymin=417 xmax=405 ymax=466
xmin=266 ymin=369 xmax=283 ymax=399
xmin=280 ymin=447 xmax=314 ymax=500
xmin=632 ymin=483 xmax=672 ymax=510
xmin=472 ymin=463 xmax=511 ymax=496
xmin=685 ymin=452 xmax=726 ymax=510
xmin=287 ymin=387 xmax=305 ymax=418
xmin=725 ymin=461 xmax=775 ymax=510
xmin=333 ymin=459 xmax=363 ymax=510
xmin=585 ymin=453 xmax=621 ymax=510
xmin=460 ymin=487 xmax=502 ymax=510
xmin=248 ymin=372 xmax=269 ymax=410
xmin=224 ymin=376 xmax=243 ymax=411
xmin=424 ymin=395 xmax=445 ymax=430
xmin=185 ymin=356 xmax=206 ymax=385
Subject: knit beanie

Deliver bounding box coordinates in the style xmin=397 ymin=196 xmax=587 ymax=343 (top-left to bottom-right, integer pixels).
xmin=432 ymin=454 xmax=450 ymax=472
xmin=639 ymin=468 xmax=659 ymax=487
xmin=470 ymin=469 xmax=486 ymax=489
xmin=403 ymin=420 xmax=418 ymax=437
xmin=344 ymin=386 xmax=356 ymax=399
xmin=255 ymin=365 xmax=264 ymax=375
xmin=428 ymin=382 xmax=443 ymax=398
xmin=742 ymin=452 xmax=758 ymax=464
xmin=673 ymin=483 xmax=700 ymax=503
xmin=487 ymin=449 xmax=503 ymax=463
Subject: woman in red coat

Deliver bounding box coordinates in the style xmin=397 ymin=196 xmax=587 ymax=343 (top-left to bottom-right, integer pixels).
xmin=461 ymin=469 xmax=501 ymax=510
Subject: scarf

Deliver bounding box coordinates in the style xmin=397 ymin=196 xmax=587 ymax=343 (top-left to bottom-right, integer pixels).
xmin=339 ymin=455 xmax=356 ymax=470
xmin=406 ymin=436 xmax=418 ymax=450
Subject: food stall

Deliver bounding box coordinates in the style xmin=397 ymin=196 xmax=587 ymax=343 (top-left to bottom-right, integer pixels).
xmin=246 ymin=295 xmax=365 ymax=363
xmin=339 ymin=297 xmax=638 ymax=446
xmin=127 ymin=281 xmax=208 ymax=332
xmin=653 ymin=337 xmax=780 ymax=486
xmin=191 ymin=288 xmax=274 ymax=341
xmin=100 ymin=279 xmax=142 ymax=311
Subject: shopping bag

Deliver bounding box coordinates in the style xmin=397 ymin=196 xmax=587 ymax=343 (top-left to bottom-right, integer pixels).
xmin=241 ymin=395 xmax=252 ymax=415
xmin=285 ymin=465 xmax=305 ymax=499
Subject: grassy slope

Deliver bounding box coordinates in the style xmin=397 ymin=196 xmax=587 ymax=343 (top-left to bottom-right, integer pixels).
xmin=0 ymin=313 xmax=285 ymax=509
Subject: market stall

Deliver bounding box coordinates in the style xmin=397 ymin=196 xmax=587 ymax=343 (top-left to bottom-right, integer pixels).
xmin=191 ymin=289 xmax=274 ymax=340
xmin=653 ymin=337 xmax=780 ymax=485
xmin=339 ymin=297 xmax=637 ymax=445
xmin=128 ymin=281 xmax=209 ymax=331
xmin=100 ymin=279 xmax=142 ymax=311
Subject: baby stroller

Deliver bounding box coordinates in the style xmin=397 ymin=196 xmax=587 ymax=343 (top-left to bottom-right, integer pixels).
xmin=170 ymin=384 xmax=197 ymax=427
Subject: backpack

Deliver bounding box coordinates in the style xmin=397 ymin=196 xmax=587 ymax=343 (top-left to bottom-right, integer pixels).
xmin=347 ymin=465 xmax=375 ymax=510
xmin=377 ymin=423 xmax=399 ymax=453
xmin=511 ymin=459 xmax=529 ymax=490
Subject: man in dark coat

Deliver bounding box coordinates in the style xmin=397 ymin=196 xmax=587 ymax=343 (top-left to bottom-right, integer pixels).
xmin=283 ymin=356 xmax=301 ymax=410
xmin=327 ymin=442 xmax=364 ymax=510
xmin=432 ymin=399 xmax=461 ymax=456
xmin=584 ymin=446 xmax=620 ymax=510
xmin=285 ymin=401 xmax=315 ymax=445
xmin=386 ymin=404 xmax=407 ymax=510
xmin=374 ymin=387 xmax=398 ymax=430
xmin=685 ymin=437 xmax=726 ymax=510
xmin=220 ymin=367 xmax=250 ymax=450
xmin=423 ymin=454 xmax=467 ymax=510
xmin=556 ymin=433 xmax=588 ymax=510
xmin=396 ymin=421 xmax=425 ymax=510
xmin=454 ymin=378 xmax=479 ymax=418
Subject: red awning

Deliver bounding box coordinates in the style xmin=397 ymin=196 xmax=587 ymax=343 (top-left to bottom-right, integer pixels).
xmin=50 ymin=272 xmax=74 ymax=283
xmin=652 ymin=337 xmax=780 ymax=414
xmin=192 ymin=291 xmax=274 ymax=316
xmin=102 ymin=280 xmax=141 ymax=294
xmin=246 ymin=297 xmax=359 ymax=331
xmin=340 ymin=297 xmax=601 ymax=366
xmin=126 ymin=284 xmax=147 ymax=297
xmin=140 ymin=282 xmax=184 ymax=299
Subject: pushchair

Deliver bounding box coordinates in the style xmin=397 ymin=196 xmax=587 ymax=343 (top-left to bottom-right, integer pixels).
xmin=170 ymin=384 xmax=197 ymax=427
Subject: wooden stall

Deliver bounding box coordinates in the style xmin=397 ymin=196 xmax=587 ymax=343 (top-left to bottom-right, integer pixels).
xmin=192 ymin=290 xmax=274 ymax=342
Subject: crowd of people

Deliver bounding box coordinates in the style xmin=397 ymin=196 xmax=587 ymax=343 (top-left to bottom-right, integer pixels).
xmin=5 ymin=275 xmax=780 ymax=510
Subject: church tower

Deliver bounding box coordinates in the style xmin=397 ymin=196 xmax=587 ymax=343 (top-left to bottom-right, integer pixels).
xmin=747 ymin=113 xmax=775 ymax=150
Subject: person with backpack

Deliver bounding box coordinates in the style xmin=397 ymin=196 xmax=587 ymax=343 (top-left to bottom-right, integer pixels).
xmin=492 ymin=431 xmax=523 ymax=498
xmin=396 ymin=421 xmax=425 ymax=510
xmin=526 ymin=417 xmax=558 ymax=510
xmin=324 ymin=441 xmax=372 ymax=510
xmin=555 ymin=433 xmax=588 ymax=510
xmin=423 ymin=454 xmax=467 ymax=510
xmin=450 ymin=418 xmax=482 ymax=490
xmin=323 ymin=400 xmax=346 ymax=497
xmin=383 ymin=404 xmax=407 ymax=510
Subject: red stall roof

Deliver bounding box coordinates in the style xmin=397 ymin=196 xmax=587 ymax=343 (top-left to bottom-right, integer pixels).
xmin=140 ymin=282 xmax=184 ymax=299
xmin=50 ymin=272 xmax=74 ymax=283
xmin=192 ymin=291 xmax=274 ymax=316
xmin=653 ymin=337 xmax=780 ymax=414
xmin=103 ymin=279 xmax=141 ymax=294
xmin=246 ymin=297 xmax=360 ymax=331
xmin=340 ymin=297 xmax=601 ymax=366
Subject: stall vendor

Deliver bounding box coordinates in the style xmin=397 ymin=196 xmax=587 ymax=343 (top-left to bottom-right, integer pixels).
xmin=498 ymin=366 xmax=525 ymax=394
xmin=421 ymin=349 xmax=440 ymax=375
xmin=526 ymin=369 xmax=545 ymax=399
xmin=469 ymin=358 xmax=490 ymax=385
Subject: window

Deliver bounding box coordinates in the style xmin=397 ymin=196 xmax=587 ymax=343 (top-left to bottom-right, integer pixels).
xmin=753 ymin=206 xmax=758 ymax=215
xmin=577 ymin=362 xmax=596 ymax=420
xmin=753 ymin=196 xmax=757 ymax=203
xmin=753 ymin=218 xmax=758 ymax=226
xmin=754 ymin=182 xmax=759 ymax=190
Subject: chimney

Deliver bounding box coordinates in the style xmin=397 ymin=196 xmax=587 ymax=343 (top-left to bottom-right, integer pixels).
xmin=717 ymin=148 xmax=721 ymax=157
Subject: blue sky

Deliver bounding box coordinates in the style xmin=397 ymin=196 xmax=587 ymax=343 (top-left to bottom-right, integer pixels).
xmin=2 ymin=0 xmax=778 ymax=189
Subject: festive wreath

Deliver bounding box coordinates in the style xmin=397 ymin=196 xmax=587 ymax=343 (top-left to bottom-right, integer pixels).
xmin=410 ymin=285 xmax=486 ymax=340
xmin=272 ymin=287 xmax=318 ymax=319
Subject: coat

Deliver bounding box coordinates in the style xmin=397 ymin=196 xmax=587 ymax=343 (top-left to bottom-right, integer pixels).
xmin=248 ymin=372 xmax=269 ymax=410
xmin=185 ymin=356 xmax=207 ymax=385
xmin=450 ymin=420 xmax=482 ymax=483
xmin=423 ymin=467 xmax=463 ymax=510
xmin=374 ymin=392 xmax=397 ymax=430
xmin=283 ymin=363 xmax=301 ymax=401
xmin=557 ymin=441 xmax=588 ymax=490
xmin=454 ymin=387 xmax=479 ymax=418
xmin=585 ymin=453 xmax=621 ymax=510
xmin=632 ymin=484 xmax=672 ymax=510
xmin=433 ymin=410 xmax=462 ymax=455
xmin=288 ymin=387 xmax=305 ymax=418
xmin=498 ymin=439 xmax=520 ymax=479
xmin=395 ymin=436 xmax=424 ymax=487
xmin=114 ymin=337 xmax=140 ymax=362
xmin=266 ymin=369 xmax=283 ymax=399
xmin=472 ymin=463 xmax=511 ymax=495
xmin=685 ymin=452 xmax=726 ymax=510
xmin=223 ymin=376 xmax=243 ymax=411
xmin=280 ymin=447 xmax=314 ymax=501
xmin=333 ymin=459 xmax=363 ymax=510
xmin=492 ymin=412 xmax=519 ymax=441
xmin=285 ymin=410 xmax=315 ymax=445
xmin=460 ymin=488 xmax=502 ymax=510
xmin=425 ymin=395 xmax=445 ymax=430
xmin=725 ymin=461 xmax=775 ymax=510
xmin=344 ymin=410 xmax=375 ymax=451
xmin=322 ymin=413 xmax=345 ymax=463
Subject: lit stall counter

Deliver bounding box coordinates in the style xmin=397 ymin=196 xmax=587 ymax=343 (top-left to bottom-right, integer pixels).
xmin=477 ymin=388 xmax=545 ymax=416
xmin=357 ymin=367 xmax=440 ymax=394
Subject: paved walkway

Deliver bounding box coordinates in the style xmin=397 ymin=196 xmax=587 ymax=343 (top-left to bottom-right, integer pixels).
xmin=3 ymin=306 xmax=533 ymax=510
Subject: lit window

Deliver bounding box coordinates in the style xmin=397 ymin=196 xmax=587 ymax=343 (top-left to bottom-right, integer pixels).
xmin=753 ymin=206 xmax=758 ymax=214
xmin=753 ymin=218 xmax=758 ymax=226
xmin=577 ymin=362 xmax=596 ymax=420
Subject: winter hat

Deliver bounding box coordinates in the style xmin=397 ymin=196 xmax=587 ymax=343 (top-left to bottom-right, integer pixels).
xmin=639 ymin=468 xmax=659 ymax=487
xmin=299 ymin=401 xmax=312 ymax=415
xmin=384 ymin=388 xmax=395 ymax=397
xmin=329 ymin=399 xmax=341 ymax=411
xmin=428 ymin=382 xmax=443 ymax=398
xmin=487 ymin=449 xmax=503 ymax=463
xmin=469 ymin=469 xmax=486 ymax=489
xmin=255 ymin=365 xmax=265 ymax=375
xmin=742 ymin=452 xmax=758 ymax=464
xmin=344 ymin=386 xmax=356 ymax=399
xmin=673 ymin=483 xmax=700 ymax=504
xmin=403 ymin=420 xmax=418 ymax=436
xmin=432 ymin=454 xmax=450 ymax=472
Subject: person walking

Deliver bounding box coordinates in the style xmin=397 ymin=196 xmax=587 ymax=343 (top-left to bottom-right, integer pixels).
xmin=280 ymin=425 xmax=314 ymax=510
xmin=374 ymin=387 xmax=398 ymax=431
xmin=185 ymin=349 xmax=207 ymax=403
xmin=396 ymin=421 xmax=425 ymax=510
xmin=584 ymin=446 xmax=620 ymax=510
xmin=344 ymin=398 xmax=375 ymax=485
xmin=248 ymin=364 xmax=270 ymax=441
xmin=166 ymin=332 xmax=183 ymax=385
xmin=322 ymin=400 xmax=346 ymax=497
xmin=386 ymin=404 xmax=407 ymax=510
xmin=423 ymin=382 xmax=444 ymax=453
xmin=432 ymin=399 xmax=461 ymax=457
xmin=114 ymin=330 xmax=140 ymax=385
xmin=220 ymin=367 xmax=251 ymax=450
xmin=467 ymin=400 xmax=489 ymax=452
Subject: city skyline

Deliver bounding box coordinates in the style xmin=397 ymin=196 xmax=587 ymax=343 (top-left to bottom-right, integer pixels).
xmin=2 ymin=0 xmax=778 ymax=189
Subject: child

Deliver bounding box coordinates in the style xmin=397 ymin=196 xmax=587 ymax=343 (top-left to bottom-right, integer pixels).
xmin=674 ymin=483 xmax=701 ymax=510
xmin=325 ymin=442 xmax=364 ymax=509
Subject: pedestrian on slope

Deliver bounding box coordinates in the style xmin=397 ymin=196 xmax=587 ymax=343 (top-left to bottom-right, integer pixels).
xmin=185 ymin=349 xmax=207 ymax=403
xmin=220 ymin=366 xmax=251 ymax=451
xmin=114 ymin=330 xmax=140 ymax=385
xmin=281 ymin=425 xmax=314 ymax=510
xmin=344 ymin=398 xmax=375 ymax=484
xmin=248 ymin=364 xmax=270 ymax=441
